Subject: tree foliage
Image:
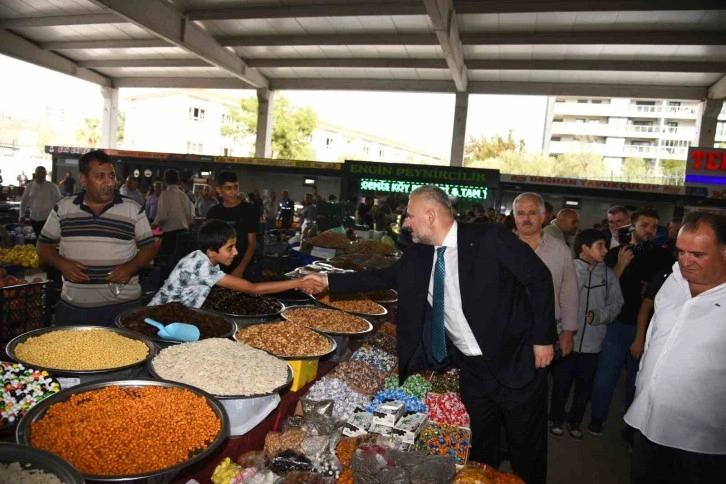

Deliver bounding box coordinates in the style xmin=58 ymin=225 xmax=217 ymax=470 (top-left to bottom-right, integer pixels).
xmin=464 ymin=130 xmax=525 ymax=163
xmin=622 ymin=157 xmax=653 ymax=182
xmin=222 ymin=94 xmax=317 ymax=160
xmin=660 ymin=159 xmax=685 ymax=185
xmin=75 ymin=117 xmax=101 ymax=147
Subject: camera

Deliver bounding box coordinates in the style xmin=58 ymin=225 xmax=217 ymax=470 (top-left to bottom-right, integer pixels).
xmin=618 ymin=225 xmax=652 ymax=255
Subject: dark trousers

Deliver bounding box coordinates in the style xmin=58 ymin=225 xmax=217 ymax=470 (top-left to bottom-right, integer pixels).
xmin=591 ymin=321 xmax=638 ymax=423
xmin=459 ymin=358 xmax=549 ymax=484
xmin=31 ymin=219 xmax=46 ymax=237
xmin=159 ymin=229 xmax=185 ymax=257
xmin=549 ymin=351 xmax=600 ymax=426
xmin=631 ymin=430 xmax=726 ymax=484
xmin=55 ymin=299 xmax=141 ymax=327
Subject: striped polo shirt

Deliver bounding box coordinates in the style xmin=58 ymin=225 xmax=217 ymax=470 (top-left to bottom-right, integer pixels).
xmin=39 ymin=192 xmax=155 ymax=308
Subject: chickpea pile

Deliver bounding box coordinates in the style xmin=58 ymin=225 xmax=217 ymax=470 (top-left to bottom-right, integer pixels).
xmin=30 ymin=386 xmax=221 ymax=476
xmin=14 ymin=329 xmax=149 ymax=370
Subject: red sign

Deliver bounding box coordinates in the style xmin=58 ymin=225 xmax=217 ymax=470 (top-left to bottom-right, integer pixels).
xmin=688 ymin=148 xmax=726 ymax=171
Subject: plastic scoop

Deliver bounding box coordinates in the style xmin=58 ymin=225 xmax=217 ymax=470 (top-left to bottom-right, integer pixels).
xmin=143 ymin=318 xmax=200 ymax=342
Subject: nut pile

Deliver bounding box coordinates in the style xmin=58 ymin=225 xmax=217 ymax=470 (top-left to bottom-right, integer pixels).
xmin=264 ymin=428 xmax=306 ymax=457
xmin=315 ymin=293 xmax=386 ymax=316
xmin=202 ymin=287 xmax=283 ymax=316
xmin=347 ymin=240 xmax=395 ymax=256
xmin=235 ymin=322 xmax=333 ymax=357
xmin=329 ymin=360 xmax=387 ymax=395
xmin=120 ymin=302 xmax=231 ymax=339
xmin=306 ymin=232 xmax=351 ymax=249
xmin=30 ymin=385 xmax=221 ymax=476
xmin=283 ymin=308 xmax=370 ymax=334
xmin=13 ymin=329 xmax=149 ymax=371
xmin=152 ymin=339 xmax=290 ymax=396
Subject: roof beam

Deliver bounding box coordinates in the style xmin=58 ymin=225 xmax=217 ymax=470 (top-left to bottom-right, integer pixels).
xmin=455 ymin=0 xmax=725 ymax=14
xmin=424 ymin=0 xmax=467 ymax=91
xmin=220 ymin=34 xmax=437 ymax=47
xmin=187 ymin=1 xmax=425 ymax=20
xmin=270 ymin=78 xmax=457 ymax=93
xmin=0 ymin=29 xmax=110 ymax=86
xmin=112 ymin=77 xmax=247 ymax=89
xmin=247 ymin=58 xmax=448 ymax=69
xmin=40 ymin=39 xmax=169 ymax=50
xmin=78 ymin=58 xmax=210 ymax=68
xmin=460 ymin=31 xmax=726 ymax=46
xmin=88 ymin=0 xmax=268 ymax=89
xmin=0 ymin=13 xmax=120 ymax=28
xmin=708 ymin=74 xmax=726 ymax=99
xmin=468 ymin=81 xmax=707 ymax=99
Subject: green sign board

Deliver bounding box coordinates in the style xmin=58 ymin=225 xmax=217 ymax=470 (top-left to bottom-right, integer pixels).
xmin=345 ymin=160 xmax=499 ymax=187
xmin=360 ymin=178 xmax=488 ymax=199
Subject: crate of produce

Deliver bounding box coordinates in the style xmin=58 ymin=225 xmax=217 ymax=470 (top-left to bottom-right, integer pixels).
xmin=0 ymin=280 xmax=51 ymax=347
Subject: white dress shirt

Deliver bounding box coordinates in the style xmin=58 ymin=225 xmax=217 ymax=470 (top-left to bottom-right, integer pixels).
xmin=427 ymin=221 xmax=483 ymax=356
xmin=155 ymin=185 xmax=195 ymax=232
xmin=19 ymin=180 xmax=62 ymax=222
xmin=624 ymin=262 xmax=726 ymax=454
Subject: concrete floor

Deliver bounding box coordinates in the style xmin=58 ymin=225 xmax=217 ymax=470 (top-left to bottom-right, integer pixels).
xmin=501 ymin=369 xmax=632 ymax=483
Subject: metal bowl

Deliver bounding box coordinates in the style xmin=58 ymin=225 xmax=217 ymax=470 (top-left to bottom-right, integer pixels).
xmin=269 ymin=288 xmax=314 ymax=304
xmin=202 ymin=289 xmax=286 ymax=319
xmin=16 ymin=378 xmax=229 ymax=482
xmin=6 ymin=326 xmax=156 ymax=376
xmin=281 ymin=306 xmax=374 ymax=336
xmin=116 ymin=306 xmax=237 ymax=345
xmin=312 ymin=293 xmax=388 ymax=317
xmin=362 ymin=289 xmax=398 ymax=304
xmin=234 ymin=321 xmax=338 ymax=360
xmin=147 ymin=353 xmax=294 ymax=399
xmin=0 ymin=442 xmax=83 ymax=484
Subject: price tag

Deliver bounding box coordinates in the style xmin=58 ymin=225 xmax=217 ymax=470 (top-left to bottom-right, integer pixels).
xmin=310 ymin=246 xmax=336 ymax=259
xmin=57 ymin=377 xmax=81 ymax=389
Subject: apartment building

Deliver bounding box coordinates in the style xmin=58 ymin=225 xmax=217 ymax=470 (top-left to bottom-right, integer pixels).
xmin=123 ymin=89 xmax=446 ymax=165
xmin=543 ymin=96 xmax=726 ymax=175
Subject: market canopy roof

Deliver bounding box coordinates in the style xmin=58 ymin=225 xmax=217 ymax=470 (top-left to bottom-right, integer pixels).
xmin=1 ymin=0 xmax=725 ymax=100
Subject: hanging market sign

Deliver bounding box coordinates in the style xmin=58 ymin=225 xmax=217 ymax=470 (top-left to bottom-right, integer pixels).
xmin=685 ymin=147 xmax=726 ymax=200
xmin=360 ymin=178 xmax=488 ymax=199
xmin=345 ymin=160 xmax=499 ymax=188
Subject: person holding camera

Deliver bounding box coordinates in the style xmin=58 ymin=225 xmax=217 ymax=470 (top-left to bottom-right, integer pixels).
xmin=588 ymin=208 xmax=675 ymax=441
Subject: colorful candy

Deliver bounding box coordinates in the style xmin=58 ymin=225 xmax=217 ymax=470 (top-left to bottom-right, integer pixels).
xmin=350 ymin=345 xmax=397 ymax=373
xmin=415 ymin=421 xmax=470 ymax=466
xmin=330 ymin=360 xmax=387 ymax=395
xmin=306 ymin=376 xmax=370 ymax=420
xmin=1 ymin=361 xmax=60 ymax=427
xmin=384 ymin=374 xmax=432 ymax=400
xmin=425 ymin=392 xmax=470 ymax=428
xmin=430 ymin=367 xmax=460 ymax=394
xmin=365 ymin=388 xmax=427 ymax=414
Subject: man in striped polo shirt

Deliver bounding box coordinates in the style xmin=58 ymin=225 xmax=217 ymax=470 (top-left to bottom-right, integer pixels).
xmin=37 ymin=150 xmax=157 ymax=326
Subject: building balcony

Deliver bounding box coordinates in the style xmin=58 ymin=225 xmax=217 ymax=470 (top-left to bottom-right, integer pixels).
xmin=553 ymin=102 xmax=699 ymax=119
xmin=548 ymin=141 xmax=688 ymax=160
xmin=551 ymin=122 xmax=695 ymax=140
xmin=627 ymin=104 xmax=698 ymax=119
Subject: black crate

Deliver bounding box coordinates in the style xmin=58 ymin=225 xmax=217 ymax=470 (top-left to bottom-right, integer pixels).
xmin=0 ymin=280 xmax=51 ymax=347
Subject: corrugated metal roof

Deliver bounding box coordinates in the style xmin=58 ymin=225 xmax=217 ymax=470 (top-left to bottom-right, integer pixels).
xmin=0 ymin=0 xmax=724 ymax=99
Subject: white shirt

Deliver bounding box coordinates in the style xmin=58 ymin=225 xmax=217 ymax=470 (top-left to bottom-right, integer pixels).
xmin=427 ymin=221 xmax=483 ymax=356
xmin=19 ymin=180 xmax=62 ymax=222
xmin=624 ymin=262 xmax=726 ymax=454
xmin=155 ymin=185 xmax=195 ymax=232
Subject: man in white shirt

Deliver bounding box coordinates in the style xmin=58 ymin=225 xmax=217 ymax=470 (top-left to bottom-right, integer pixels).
xmin=625 ymin=211 xmax=726 ymax=483
xmin=19 ymin=166 xmax=61 ymax=237
xmin=119 ymin=175 xmax=145 ymax=208
xmin=153 ymin=169 xmax=195 ymax=259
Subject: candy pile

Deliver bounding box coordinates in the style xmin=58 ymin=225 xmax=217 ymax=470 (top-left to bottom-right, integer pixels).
xmin=329 ymin=360 xmax=387 ymax=395
xmin=350 ymin=345 xmax=397 ymax=373
xmin=366 ymin=331 xmax=397 ymax=355
xmin=425 ymin=392 xmax=470 ymax=428
xmin=415 ymin=421 xmax=471 ymax=466
xmin=1 ymin=361 xmax=60 ymax=427
xmin=306 ymin=377 xmax=370 ymax=420
xmin=384 ymin=374 xmax=432 ymax=400
xmin=378 ymin=322 xmax=397 ymax=337
xmin=365 ymin=388 xmax=428 ymax=414
xmin=430 ymin=367 xmax=460 ymax=394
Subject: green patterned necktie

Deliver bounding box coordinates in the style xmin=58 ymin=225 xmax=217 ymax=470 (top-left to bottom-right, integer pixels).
xmin=432 ymin=246 xmax=447 ymax=362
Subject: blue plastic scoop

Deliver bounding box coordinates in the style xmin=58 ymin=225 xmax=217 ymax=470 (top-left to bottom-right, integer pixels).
xmin=143 ymin=318 xmax=200 ymax=342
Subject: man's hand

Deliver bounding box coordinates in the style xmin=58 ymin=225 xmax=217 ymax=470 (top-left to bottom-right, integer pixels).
xmin=107 ymin=263 xmax=134 ymax=284
xmin=58 ymin=259 xmax=89 ymax=283
xmin=533 ymin=344 xmax=554 ymax=368
xmin=299 ymin=274 xmax=328 ymax=294
xmin=558 ymin=330 xmax=575 ymax=357
xmin=585 ymin=311 xmax=595 ymax=324
xmin=617 ymin=245 xmax=635 ymax=266
xmin=630 ymin=336 xmax=645 ymax=360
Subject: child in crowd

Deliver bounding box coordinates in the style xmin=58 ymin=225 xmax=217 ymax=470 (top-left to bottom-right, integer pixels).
xmin=549 ymin=229 xmax=624 ymax=440
xmin=149 ymin=219 xmax=325 ymax=307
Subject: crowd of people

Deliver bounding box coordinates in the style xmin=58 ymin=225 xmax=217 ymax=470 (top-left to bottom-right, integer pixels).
xmin=10 ymin=152 xmax=726 ymax=483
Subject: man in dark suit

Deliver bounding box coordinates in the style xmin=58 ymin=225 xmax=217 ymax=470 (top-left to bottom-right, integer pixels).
xmin=317 ymin=185 xmax=557 ymax=483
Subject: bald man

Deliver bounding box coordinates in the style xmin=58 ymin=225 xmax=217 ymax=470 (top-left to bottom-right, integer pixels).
xmin=316 ymin=185 xmax=557 ymax=483
xmin=543 ymin=208 xmax=580 ymax=244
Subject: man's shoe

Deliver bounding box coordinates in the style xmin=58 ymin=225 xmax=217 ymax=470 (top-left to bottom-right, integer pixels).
xmin=549 ymin=421 xmax=564 ymax=438
xmin=587 ymin=419 xmax=603 ymax=436
xmin=567 ymin=422 xmax=583 ymax=440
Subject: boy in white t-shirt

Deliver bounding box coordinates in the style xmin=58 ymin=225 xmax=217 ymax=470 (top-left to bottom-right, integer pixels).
xmin=149 ymin=219 xmax=324 ymax=308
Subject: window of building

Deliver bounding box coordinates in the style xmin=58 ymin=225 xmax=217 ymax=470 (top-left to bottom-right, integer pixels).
xmin=221 ymin=113 xmax=232 ymax=125
xmin=575 ymin=119 xmax=586 ymax=124
xmin=186 ymin=142 xmax=203 ymax=153
xmin=223 ymin=147 xmax=233 ymax=156
xmin=551 ymin=137 xmax=562 ymax=142
xmin=591 ymin=100 xmax=602 ymax=104
xmin=668 ymin=101 xmax=681 ymax=107
xmin=379 ymin=150 xmax=385 ymax=158
xmin=577 ymin=99 xmax=588 ymax=104
xmin=325 ymin=137 xmax=334 ymax=148
xmin=189 ymin=107 xmax=205 ymax=121
xmin=363 ymin=146 xmax=369 ymax=155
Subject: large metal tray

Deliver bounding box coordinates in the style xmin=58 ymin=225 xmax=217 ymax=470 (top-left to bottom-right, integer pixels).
xmin=202 ymin=290 xmax=286 ymax=319
xmin=234 ymin=321 xmax=338 ymax=360
xmin=147 ymin=355 xmax=294 ymax=399
xmin=281 ymin=306 xmax=374 ymax=336
xmin=116 ymin=305 xmax=237 ymax=344
xmin=0 ymin=442 xmax=83 ymax=484
xmin=16 ymin=378 xmax=229 ymax=482
xmin=6 ymin=326 xmax=156 ymax=375
xmin=363 ymin=289 xmax=398 ymax=304
xmin=311 ymin=293 xmax=388 ymax=317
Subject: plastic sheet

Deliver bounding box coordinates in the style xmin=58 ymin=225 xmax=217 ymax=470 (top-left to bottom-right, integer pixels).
xmin=221 ymin=394 xmax=281 ymax=436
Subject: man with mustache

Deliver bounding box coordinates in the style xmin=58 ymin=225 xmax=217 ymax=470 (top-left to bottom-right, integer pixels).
xmin=37 ymin=150 xmax=157 ymax=326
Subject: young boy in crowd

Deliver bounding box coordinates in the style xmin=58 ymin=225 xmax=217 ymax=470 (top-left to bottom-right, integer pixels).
xmin=549 ymin=229 xmax=624 ymax=439
xmin=149 ymin=219 xmax=324 ymax=307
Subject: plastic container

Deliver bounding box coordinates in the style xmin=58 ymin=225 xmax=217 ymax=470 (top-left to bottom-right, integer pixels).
xmin=0 ymin=280 xmax=51 ymax=350
xmin=288 ymin=358 xmax=319 ymax=392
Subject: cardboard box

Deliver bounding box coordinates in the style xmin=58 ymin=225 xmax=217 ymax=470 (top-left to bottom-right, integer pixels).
xmin=342 ymin=407 xmax=374 ymax=437
xmin=391 ymin=412 xmax=428 ymax=445
xmin=371 ymin=400 xmax=405 ymax=427
xmin=368 ymin=423 xmax=394 ymax=437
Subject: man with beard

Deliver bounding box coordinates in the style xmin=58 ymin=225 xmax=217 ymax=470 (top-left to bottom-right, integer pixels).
xmin=313 ymin=185 xmax=557 ymax=483
xmin=588 ymin=208 xmax=675 ymax=440
xmin=37 ymin=150 xmax=157 ymax=326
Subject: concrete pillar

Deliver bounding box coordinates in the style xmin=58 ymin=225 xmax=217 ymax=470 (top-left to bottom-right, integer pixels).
xmin=101 ymin=86 xmax=119 ymax=149
xmin=255 ymin=88 xmax=274 ymax=158
xmin=695 ymin=98 xmax=724 ymax=148
xmin=449 ymin=92 xmax=468 ymax=167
